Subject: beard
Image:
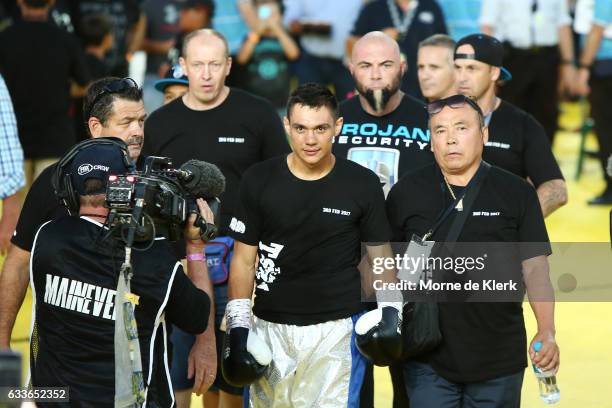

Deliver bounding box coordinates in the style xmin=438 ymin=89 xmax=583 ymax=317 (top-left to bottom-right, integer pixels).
xmin=356 ymin=71 xmax=402 ymax=113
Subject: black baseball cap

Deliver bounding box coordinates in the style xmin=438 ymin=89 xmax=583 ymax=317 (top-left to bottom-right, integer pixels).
xmin=454 ymin=34 xmax=512 ymax=81
xmin=70 ymin=143 xmax=130 ymax=195
xmin=154 ymin=64 xmax=189 ymax=93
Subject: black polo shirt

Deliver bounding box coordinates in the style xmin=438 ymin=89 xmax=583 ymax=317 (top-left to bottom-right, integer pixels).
xmin=486 ymin=100 xmax=564 ymax=187
xmin=11 ymin=164 xmax=66 ymax=252
xmin=386 ymin=162 xmax=551 ymax=383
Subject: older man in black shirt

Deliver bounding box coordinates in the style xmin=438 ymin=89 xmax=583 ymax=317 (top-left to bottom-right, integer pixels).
xmin=387 ymin=94 xmax=559 ymax=407
xmin=0 ymin=77 xmax=150 ymax=354
xmin=143 ymin=29 xmax=289 ymax=408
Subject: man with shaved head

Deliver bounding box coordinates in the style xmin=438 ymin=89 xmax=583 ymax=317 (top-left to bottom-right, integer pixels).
xmin=347 ymin=0 xmax=447 ymax=99
xmin=333 ymin=30 xmax=432 ymax=408
xmin=143 ymin=29 xmax=289 ymax=408
xmin=334 ymin=31 xmax=433 ymax=196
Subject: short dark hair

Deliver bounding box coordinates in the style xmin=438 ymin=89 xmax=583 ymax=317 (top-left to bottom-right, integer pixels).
xmin=23 ymin=0 xmax=51 ymax=9
xmin=83 ymin=77 xmax=143 ymax=132
xmin=286 ymin=83 xmax=338 ymax=120
xmin=79 ymin=14 xmax=112 ymax=47
xmin=83 ymin=178 xmax=104 ymax=195
xmin=79 ymin=179 xmax=106 ymax=207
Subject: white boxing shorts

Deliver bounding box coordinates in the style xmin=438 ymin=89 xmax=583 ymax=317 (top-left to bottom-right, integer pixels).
xmin=246 ymin=312 xmax=367 ymax=408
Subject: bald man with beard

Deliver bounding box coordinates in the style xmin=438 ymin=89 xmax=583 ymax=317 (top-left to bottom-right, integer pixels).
xmin=334 ymin=32 xmax=433 ymax=196
xmin=332 ymin=31 xmax=432 ymax=408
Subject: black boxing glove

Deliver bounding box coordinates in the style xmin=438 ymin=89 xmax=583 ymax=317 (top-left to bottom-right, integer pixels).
xmin=221 ymin=299 xmax=272 ymax=387
xmin=355 ymin=304 xmax=403 ymax=366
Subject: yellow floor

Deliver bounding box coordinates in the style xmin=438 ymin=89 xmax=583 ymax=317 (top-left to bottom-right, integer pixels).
xmin=4 ymin=102 xmax=612 ymax=407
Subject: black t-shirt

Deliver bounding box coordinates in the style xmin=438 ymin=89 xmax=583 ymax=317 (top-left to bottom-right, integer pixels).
xmin=30 ymin=216 xmax=209 ymax=406
xmin=49 ymin=0 xmax=76 ymax=33
xmin=386 ymin=162 xmax=551 ymax=383
xmin=241 ymin=37 xmax=290 ymax=109
xmin=351 ymin=0 xmax=447 ymax=98
xmin=228 ymin=156 xmax=392 ymax=325
xmin=11 ymin=164 xmax=67 ymax=251
xmin=0 ymin=20 xmax=91 ymax=158
xmin=486 ymin=100 xmax=563 ymax=187
xmin=334 ymin=94 xmax=434 ymax=196
xmin=143 ymin=88 xmax=290 ymax=236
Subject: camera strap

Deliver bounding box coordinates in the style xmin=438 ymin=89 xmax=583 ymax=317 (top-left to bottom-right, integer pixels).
xmin=115 ymin=249 xmax=146 ymax=408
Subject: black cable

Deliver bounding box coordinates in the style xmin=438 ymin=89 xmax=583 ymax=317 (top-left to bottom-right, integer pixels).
xmin=131 ymin=213 xmax=156 ymax=252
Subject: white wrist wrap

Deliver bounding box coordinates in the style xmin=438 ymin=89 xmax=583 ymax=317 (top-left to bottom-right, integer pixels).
xmin=226 ymin=298 xmax=252 ymax=330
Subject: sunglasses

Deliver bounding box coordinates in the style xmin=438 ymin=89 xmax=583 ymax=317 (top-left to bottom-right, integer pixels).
xmin=426 ymin=94 xmax=484 ymax=117
xmin=87 ymin=77 xmax=139 ymax=120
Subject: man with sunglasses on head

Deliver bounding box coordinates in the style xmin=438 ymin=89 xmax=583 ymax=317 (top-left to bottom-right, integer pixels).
xmin=0 ymin=77 xmax=147 ymax=350
xmin=454 ymin=33 xmax=567 ymax=217
xmin=386 ymin=94 xmax=559 ymax=407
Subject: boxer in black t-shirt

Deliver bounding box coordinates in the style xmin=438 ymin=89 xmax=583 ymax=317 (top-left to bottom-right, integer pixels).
xmin=222 ymin=84 xmax=402 ymax=407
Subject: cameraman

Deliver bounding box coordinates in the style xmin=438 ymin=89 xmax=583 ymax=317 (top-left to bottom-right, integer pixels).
xmin=30 ymin=141 xmax=212 ymax=407
xmin=0 ymin=77 xmax=148 ymax=350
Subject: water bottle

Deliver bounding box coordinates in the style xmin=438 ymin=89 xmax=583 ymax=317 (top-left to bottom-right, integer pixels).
xmin=532 ymin=340 xmax=560 ymax=404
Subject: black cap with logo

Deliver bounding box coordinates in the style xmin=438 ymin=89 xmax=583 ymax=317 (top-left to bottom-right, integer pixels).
xmin=70 ymin=144 xmax=130 ymax=195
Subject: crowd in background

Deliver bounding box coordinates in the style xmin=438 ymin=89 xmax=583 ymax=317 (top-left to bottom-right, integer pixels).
xmin=0 ymin=0 xmax=611 ymax=255
xmin=0 ymin=2 xmax=610 ymax=408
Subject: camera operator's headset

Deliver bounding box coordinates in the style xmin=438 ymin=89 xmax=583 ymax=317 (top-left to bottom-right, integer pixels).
xmin=52 ymin=137 xmax=135 ymax=215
